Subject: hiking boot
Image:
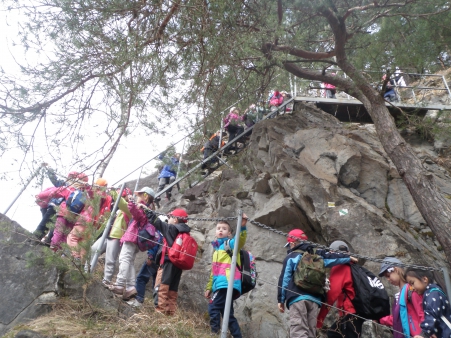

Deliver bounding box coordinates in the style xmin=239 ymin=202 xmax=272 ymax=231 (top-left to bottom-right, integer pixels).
xmin=109 ymin=284 xmax=125 ymax=296
xmin=126 ymin=299 xmax=143 ymax=308
xmin=154 ymin=197 xmax=161 ymax=208
xmin=122 ymin=287 xmax=137 ymax=300
xmin=166 ymin=192 xmax=172 ymax=200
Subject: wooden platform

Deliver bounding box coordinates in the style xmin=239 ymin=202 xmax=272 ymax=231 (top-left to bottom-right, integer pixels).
xmin=294 ymin=96 xmax=451 ymax=123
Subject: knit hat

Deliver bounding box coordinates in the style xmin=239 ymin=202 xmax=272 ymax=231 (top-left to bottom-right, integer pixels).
xmin=95 ymin=178 xmax=108 ymax=187
xmin=135 ymin=187 xmax=156 ymax=198
xmin=378 ymin=257 xmax=403 ymax=277
xmin=169 ymin=208 xmax=188 ymax=223
xmin=284 ymin=229 xmax=308 ymax=247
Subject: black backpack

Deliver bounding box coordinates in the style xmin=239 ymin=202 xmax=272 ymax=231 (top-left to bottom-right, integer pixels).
xmin=348 ymin=264 xmax=390 ymax=320
xmin=225 ymin=240 xmax=257 ymax=296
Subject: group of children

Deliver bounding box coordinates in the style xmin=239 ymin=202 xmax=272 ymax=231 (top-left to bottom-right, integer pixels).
xmin=33 ymin=167 xmax=451 ymax=337
xmin=278 ymin=229 xmax=451 ymax=338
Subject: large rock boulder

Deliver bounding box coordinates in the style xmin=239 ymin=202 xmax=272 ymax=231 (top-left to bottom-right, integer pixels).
xmin=0 ymin=214 xmax=59 ymax=337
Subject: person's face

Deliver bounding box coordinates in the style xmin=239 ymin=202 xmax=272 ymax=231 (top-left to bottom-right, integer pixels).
xmin=289 ymin=241 xmax=300 ymax=249
xmin=135 ymin=192 xmax=146 ymax=203
xmin=216 ymin=223 xmax=231 ymax=239
xmin=168 ymin=215 xmax=179 ymax=225
xmin=406 ymin=275 xmax=429 ymax=295
xmin=383 ymin=268 xmax=401 ymax=287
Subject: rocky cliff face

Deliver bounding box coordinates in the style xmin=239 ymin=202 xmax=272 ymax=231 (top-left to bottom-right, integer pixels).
xmin=170 ymin=103 xmax=450 ymax=337
xmin=1 ymin=102 xmax=450 ymax=337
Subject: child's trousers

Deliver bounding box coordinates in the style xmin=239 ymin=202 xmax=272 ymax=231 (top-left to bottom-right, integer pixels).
xmin=289 ymin=300 xmax=320 ymax=338
xmin=208 ymin=288 xmax=242 ymax=338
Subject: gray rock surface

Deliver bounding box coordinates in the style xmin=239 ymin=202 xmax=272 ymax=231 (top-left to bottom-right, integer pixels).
xmin=0 ymin=214 xmax=59 ymax=337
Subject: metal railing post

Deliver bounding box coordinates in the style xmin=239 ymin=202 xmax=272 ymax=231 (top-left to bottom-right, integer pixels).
xmin=441 ymin=75 xmax=451 ymax=102
xmin=133 ymin=166 xmax=144 ymax=193
xmin=90 ymin=183 xmax=126 ymax=273
xmin=176 ymin=138 xmax=186 ymax=179
xmin=219 ymin=113 xmax=224 ymax=151
xmin=4 ymin=166 xmax=43 ymax=214
xmin=442 ymin=266 xmax=451 ymax=297
xmin=221 ymin=209 xmax=243 ymax=338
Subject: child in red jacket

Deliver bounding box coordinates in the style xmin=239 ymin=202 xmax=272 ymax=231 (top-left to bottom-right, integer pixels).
xmin=317 ymin=241 xmax=364 ymax=338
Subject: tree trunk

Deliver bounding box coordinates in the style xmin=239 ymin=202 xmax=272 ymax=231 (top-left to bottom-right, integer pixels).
xmin=322 ymin=5 xmax=451 ymax=262
xmin=358 ymin=90 xmax=451 ymax=261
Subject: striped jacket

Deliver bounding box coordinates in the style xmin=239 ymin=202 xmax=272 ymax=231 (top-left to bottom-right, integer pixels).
xmin=205 ymin=227 xmax=247 ymax=295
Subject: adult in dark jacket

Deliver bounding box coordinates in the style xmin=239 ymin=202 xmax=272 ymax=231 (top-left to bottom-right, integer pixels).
xmin=144 ymin=208 xmax=190 ymax=315
xmin=317 ymin=240 xmax=364 ymax=338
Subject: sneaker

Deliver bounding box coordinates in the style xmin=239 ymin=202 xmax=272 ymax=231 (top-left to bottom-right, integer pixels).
xmin=102 ymin=280 xmax=112 ymax=288
xmin=40 ymin=235 xmax=51 ymax=247
xmin=122 ymin=287 xmax=137 ymax=300
xmin=126 ymin=299 xmax=143 ymax=308
xmin=109 ymin=284 xmax=125 ymax=295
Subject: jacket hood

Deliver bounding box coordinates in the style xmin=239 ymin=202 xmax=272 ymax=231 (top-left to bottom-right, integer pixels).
xmin=211 ymin=237 xmax=228 ymax=249
xmin=174 ymin=222 xmax=191 ymax=233
xmin=288 ymin=242 xmax=313 ymax=253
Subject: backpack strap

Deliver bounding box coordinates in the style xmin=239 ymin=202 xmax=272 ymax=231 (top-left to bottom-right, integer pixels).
xmin=224 ymin=239 xmax=233 ymax=258
xmin=224 ymin=239 xmax=242 ymax=271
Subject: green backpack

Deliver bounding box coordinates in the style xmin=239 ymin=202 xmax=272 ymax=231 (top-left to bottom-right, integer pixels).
xmin=293 ymin=249 xmax=326 ymax=295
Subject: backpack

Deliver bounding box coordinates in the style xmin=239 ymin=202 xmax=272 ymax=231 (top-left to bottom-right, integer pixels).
xmin=293 ymin=249 xmax=326 ymax=295
xmin=348 ymin=264 xmax=390 ymax=320
xmin=225 ymin=240 xmax=257 ymax=296
xmin=429 ymin=288 xmax=451 ymax=330
xmin=137 ymin=223 xmax=162 ymax=252
xmin=167 ymin=233 xmax=198 ymax=270
xmin=66 ymin=190 xmax=87 ymax=214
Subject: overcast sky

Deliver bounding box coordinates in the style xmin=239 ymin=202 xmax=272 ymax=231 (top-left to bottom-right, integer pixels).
xmin=0 ymin=8 xmax=193 ymax=231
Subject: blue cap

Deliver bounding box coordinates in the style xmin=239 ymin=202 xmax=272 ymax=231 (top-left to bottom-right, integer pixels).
xmin=378 ymin=257 xmax=403 ymax=277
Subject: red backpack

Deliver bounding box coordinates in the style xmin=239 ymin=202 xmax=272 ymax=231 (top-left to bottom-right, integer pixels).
xmin=162 ymin=233 xmax=198 ymax=270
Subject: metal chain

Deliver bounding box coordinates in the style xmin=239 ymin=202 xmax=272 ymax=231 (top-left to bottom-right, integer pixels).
xmin=153 ymin=210 xmax=237 ymax=223
xmin=248 ymin=219 xmax=442 ymax=272
xmin=33 ymin=201 xmax=442 ymax=272
xmin=5 ymin=226 xmax=439 ymax=337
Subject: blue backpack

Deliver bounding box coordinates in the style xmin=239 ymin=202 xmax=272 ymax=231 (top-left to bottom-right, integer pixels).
xmin=66 ymin=190 xmax=87 ymax=214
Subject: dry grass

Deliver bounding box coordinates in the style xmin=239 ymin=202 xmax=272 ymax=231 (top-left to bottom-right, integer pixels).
xmin=4 ymin=297 xmax=214 ymax=338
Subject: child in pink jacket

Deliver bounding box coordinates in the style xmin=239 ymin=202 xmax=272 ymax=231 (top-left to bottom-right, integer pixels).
xmin=378 ymin=257 xmax=424 ymax=338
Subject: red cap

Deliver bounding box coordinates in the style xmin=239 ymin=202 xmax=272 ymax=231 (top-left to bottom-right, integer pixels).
xmin=77 ymin=173 xmax=88 ymax=182
xmin=285 ymin=229 xmax=308 ymax=247
xmin=169 ymin=208 xmax=188 ymax=223
xmin=121 ymin=187 xmax=132 ymax=197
